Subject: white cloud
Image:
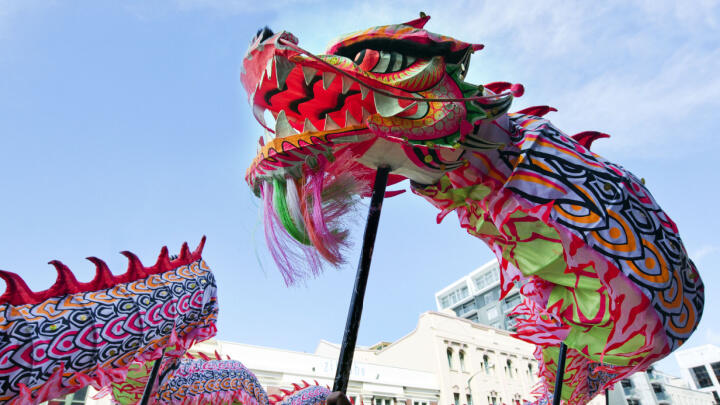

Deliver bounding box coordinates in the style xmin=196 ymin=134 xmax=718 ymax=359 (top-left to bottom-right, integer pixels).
xmin=692 ymin=245 xmax=720 ymax=262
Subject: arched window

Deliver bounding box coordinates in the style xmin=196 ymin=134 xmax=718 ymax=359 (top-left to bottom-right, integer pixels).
xmin=483 ymin=355 xmax=491 ymax=375
xmin=527 ymin=363 xmax=533 ymax=376
xmin=506 ymin=359 xmax=513 ymax=377
xmin=459 ymin=350 xmax=466 ymax=371
xmin=447 ymin=348 xmax=454 ymax=369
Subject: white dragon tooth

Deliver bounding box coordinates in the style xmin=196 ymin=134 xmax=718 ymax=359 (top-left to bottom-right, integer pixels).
xmin=264 ymin=129 xmax=275 ymax=143
xmin=322 ymin=72 xmax=336 ymax=90
xmin=324 ymin=115 xmax=340 ymax=131
xmin=360 ymin=85 xmax=370 ymax=100
xmin=345 ymin=110 xmax=360 ymax=126
xmin=373 ymin=92 xmax=416 ymax=117
xmin=302 ymin=66 xmax=317 ymax=86
xmin=274 ymin=56 xmax=294 ymax=90
xmin=302 ymin=118 xmax=318 ymax=133
xmin=253 ymin=105 xmax=266 ymax=125
xmin=362 ymin=106 xmax=371 ymax=121
xmin=266 ymin=58 xmax=273 ymax=79
xmin=341 ymin=75 xmax=353 ymax=94
xmin=274 ymin=110 xmax=296 ymax=138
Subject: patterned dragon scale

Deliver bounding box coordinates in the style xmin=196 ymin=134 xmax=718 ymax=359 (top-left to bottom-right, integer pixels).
xmin=239 ymin=14 xmax=704 ymax=404
xmin=0 ymin=237 xmax=218 ymax=404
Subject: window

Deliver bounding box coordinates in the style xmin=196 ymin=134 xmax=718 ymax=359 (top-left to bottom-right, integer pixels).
xmin=488 ymin=396 xmax=497 ymax=405
xmin=459 ymin=350 xmax=466 ymax=371
xmin=712 ymin=362 xmax=720 ymax=382
xmin=456 ymin=301 xmax=477 ymax=316
xmin=475 ymin=269 xmax=499 ymax=290
xmin=413 ymin=401 xmax=428 ymax=405
xmin=447 ymin=348 xmax=454 ymax=369
xmin=528 ymin=363 xmax=533 ymax=375
xmin=483 ymin=355 xmax=491 ymax=375
xmin=620 ymin=379 xmax=634 ymax=395
xmin=487 ymin=307 xmax=498 ymax=320
xmin=454 ymin=393 xmax=460 ymax=405
xmin=468 ymin=313 xmax=479 ymax=322
xmin=691 ymin=365 xmax=713 ymax=388
xmin=479 ymin=288 xmax=500 ymax=307
xmin=375 ymin=398 xmax=392 ymax=405
xmin=506 ymin=359 xmax=513 ymax=377
xmin=503 ymin=294 xmax=522 ymax=311
xmin=626 ymin=400 xmax=640 ymax=405
xmin=712 ymin=391 xmax=719 ymax=404
xmin=46 ymin=387 xmax=87 ymax=405
xmin=466 ymin=395 xmax=473 ymax=405
xmin=441 ymin=286 xmax=470 ymax=308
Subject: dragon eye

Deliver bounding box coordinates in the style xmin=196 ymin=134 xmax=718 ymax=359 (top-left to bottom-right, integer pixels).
xmin=354 ymin=49 xmax=416 ymax=74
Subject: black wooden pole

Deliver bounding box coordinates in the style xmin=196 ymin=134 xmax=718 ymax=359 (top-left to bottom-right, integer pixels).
xmin=332 ymin=166 xmax=391 ymax=393
xmin=139 ymin=350 xmax=166 ymax=405
xmin=552 ymin=343 xmax=568 ymax=405
xmin=605 ymin=388 xmax=609 ymax=405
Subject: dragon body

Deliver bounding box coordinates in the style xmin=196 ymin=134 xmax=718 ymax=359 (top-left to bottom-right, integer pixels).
xmin=239 ymin=15 xmax=704 ymax=404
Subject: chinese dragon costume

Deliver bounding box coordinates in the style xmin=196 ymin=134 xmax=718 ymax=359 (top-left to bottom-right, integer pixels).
xmin=239 ymin=14 xmax=705 ymax=405
xmin=0 ymin=238 xmax=219 ymax=404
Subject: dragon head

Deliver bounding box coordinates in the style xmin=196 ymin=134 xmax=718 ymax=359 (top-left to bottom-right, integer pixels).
xmin=241 ymin=15 xmax=521 ymax=281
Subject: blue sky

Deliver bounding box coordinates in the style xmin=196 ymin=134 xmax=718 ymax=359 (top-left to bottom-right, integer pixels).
xmin=1 ymin=0 xmax=718 ymax=376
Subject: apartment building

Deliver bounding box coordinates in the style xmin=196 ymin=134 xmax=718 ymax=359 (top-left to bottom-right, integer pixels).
xmin=435 ymin=260 xmax=520 ymax=332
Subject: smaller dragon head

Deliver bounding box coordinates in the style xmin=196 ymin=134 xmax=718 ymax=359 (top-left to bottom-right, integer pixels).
xmin=240 ymin=15 xmax=522 ymax=280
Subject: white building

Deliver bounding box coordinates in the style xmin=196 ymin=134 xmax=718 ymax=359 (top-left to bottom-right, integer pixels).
xmin=435 ymin=260 xmax=521 ymax=332
xmin=674 ymin=344 xmax=720 ymax=404
xmin=191 ymin=338 xmax=440 ymax=405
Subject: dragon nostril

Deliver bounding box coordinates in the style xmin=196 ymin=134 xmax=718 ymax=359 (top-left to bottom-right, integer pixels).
xmin=255 ymin=26 xmax=274 ymax=43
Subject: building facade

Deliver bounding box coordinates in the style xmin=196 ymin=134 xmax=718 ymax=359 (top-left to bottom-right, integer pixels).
xmin=434 ymin=260 xmax=521 ymax=332
xmin=674 ymin=344 xmax=720 ymax=404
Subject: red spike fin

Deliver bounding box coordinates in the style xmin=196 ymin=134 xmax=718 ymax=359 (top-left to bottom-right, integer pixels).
xmin=149 ymin=246 xmax=172 ymax=275
xmin=87 ymin=257 xmax=116 ymax=290
xmin=484 ymin=81 xmax=512 ymax=94
xmin=515 ymin=106 xmax=557 ymax=117
xmin=314 ymin=379 xmax=319 ymax=386
xmin=48 ymin=260 xmax=82 ymax=297
xmin=198 ymin=352 xmax=211 ymax=361
xmin=120 ymin=251 xmax=148 ymax=281
xmin=214 ymin=350 xmax=221 ymax=360
xmin=179 ymin=242 xmax=191 ymax=261
xmin=301 ymin=380 xmax=310 ymax=387
xmin=192 ymin=236 xmax=207 ymax=261
xmin=292 ymin=383 xmax=301 ymax=390
xmin=571 ymin=131 xmax=610 ymax=150
xmin=226 ymin=355 xmax=231 ymax=360
xmin=280 ymin=389 xmax=293 ymax=396
xmin=0 ymin=270 xmax=39 ymax=305
xmin=402 ymin=13 xmax=430 ymax=29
